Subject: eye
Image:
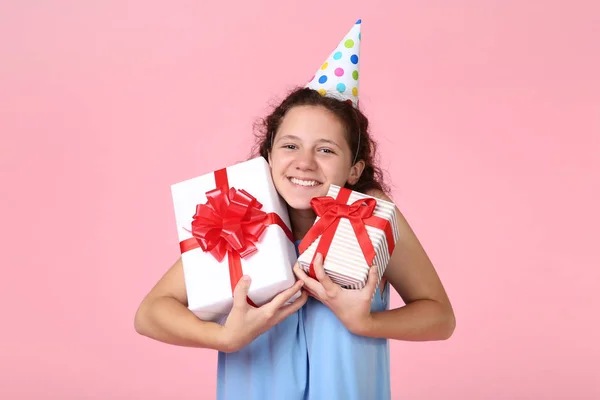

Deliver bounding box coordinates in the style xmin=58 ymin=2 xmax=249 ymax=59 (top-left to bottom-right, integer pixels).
xmin=281 ymin=144 xmax=297 ymax=150
xmin=318 ymin=148 xmax=336 ymax=154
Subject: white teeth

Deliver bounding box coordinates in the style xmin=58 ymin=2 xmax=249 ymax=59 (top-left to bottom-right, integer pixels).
xmin=290 ymin=177 xmax=320 ymax=187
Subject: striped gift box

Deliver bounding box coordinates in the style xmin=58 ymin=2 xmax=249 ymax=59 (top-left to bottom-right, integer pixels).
xmin=297 ymin=185 xmax=399 ymax=290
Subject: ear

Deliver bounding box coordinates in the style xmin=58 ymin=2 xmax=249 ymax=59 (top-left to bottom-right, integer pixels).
xmin=267 ymin=150 xmax=272 ymax=167
xmin=347 ymin=160 xmax=365 ymax=185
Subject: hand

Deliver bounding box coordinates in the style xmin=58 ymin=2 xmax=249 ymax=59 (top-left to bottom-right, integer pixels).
xmin=221 ymin=275 xmax=308 ymax=353
xmin=293 ymin=253 xmax=379 ymax=335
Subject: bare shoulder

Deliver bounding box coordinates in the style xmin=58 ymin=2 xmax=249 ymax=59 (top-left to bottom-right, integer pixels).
xmin=365 ymin=188 xmax=392 ymax=202
xmin=365 ymin=189 xmax=411 ymax=237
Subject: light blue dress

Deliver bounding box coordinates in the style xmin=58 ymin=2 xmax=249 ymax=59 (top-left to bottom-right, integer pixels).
xmin=216 ymin=242 xmax=391 ymax=400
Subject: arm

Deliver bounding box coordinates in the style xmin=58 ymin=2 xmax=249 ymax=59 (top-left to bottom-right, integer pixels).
xmin=356 ymin=190 xmax=456 ymax=341
xmin=133 ymin=257 xmax=229 ymax=350
xmin=134 ymin=257 xmax=308 ymax=352
xmin=293 ymin=191 xmax=455 ymax=341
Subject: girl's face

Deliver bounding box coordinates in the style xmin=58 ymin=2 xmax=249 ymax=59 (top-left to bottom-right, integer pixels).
xmin=268 ymin=105 xmax=363 ymax=210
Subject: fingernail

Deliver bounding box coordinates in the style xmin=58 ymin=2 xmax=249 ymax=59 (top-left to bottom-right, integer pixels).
xmin=242 ymin=275 xmax=251 ymax=281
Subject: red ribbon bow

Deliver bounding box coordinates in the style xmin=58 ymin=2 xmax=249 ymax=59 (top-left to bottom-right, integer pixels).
xmin=190 ymin=186 xmax=268 ymax=262
xmin=312 ymin=196 xmax=377 ymax=221
xmin=179 ymin=168 xmax=294 ymax=307
xmin=181 ymin=186 xmax=267 ymax=307
xmin=298 ymin=189 xmax=380 ymax=279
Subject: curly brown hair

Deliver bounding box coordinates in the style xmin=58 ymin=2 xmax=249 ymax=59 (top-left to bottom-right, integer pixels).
xmin=251 ymin=87 xmax=390 ymax=195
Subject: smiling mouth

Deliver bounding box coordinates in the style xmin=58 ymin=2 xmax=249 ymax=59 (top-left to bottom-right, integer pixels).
xmin=288 ymin=177 xmax=323 ymax=187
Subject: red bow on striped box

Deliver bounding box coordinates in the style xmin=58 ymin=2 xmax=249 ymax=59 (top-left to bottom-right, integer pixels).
xmin=297 ymin=185 xmax=399 ymax=290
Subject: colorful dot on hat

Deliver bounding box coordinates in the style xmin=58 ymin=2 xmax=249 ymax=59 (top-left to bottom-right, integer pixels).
xmin=318 ymin=88 xmax=327 ymax=96
xmin=333 ymin=51 xmax=342 ymax=60
xmin=337 ymin=83 xmax=346 ymax=93
xmin=356 ymin=19 xmax=362 ymax=24
xmin=344 ymin=39 xmax=354 ymax=48
xmin=352 ymin=70 xmax=359 ymax=80
xmin=334 ymin=67 xmax=344 ymax=77
xmin=321 ymin=62 xmax=329 ymax=70
xmin=318 ymin=75 xmax=328 ymax=84
xmin=352 ymin=87 xmax=358 ymax=96
xmin=350 ymin=54 xmax=359 ymax=64
xmin=358 ymin=32 xmax=361 ymax=40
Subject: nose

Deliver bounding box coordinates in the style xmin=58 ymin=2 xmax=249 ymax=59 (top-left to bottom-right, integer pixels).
xmin=294 ymin=149 xmax=317 ymax=171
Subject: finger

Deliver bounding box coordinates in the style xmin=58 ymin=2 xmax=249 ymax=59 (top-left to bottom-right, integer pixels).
xmin=287 ymin=288 xmax=309 ymax=309
xmin=312 ymin=253 xmax=337 ymax=291
xmin=264 ymin=279 xmax=305 ymax=310
xmin=293 ymin=262 xmax=306 ymax=280
xmin=293 ymin=262 xmax=317 ymax=284
xmin=232 ymin=275 xmax=252 ymax=308
xmin=302 ymin=286 xmax=315 ymax=295
xmin=272 ymin=290 xmax=309 ymax=323
xmin=301 ymin=286 xmax=318 ymax=299
xmin=293 ymin=263 xmax=326 ymax=297
xmin=361 ymin=264 xmax=379 ymax=296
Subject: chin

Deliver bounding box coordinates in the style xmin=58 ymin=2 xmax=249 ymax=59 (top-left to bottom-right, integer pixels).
xmin=278 ymin=190 xmax=315 ymax=210
xmin=284 ymin=198 xmax=314 ymax=211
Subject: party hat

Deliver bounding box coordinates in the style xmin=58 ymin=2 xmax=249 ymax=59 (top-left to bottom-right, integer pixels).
xmin=306 ymin=19 xmax=362 ymax=107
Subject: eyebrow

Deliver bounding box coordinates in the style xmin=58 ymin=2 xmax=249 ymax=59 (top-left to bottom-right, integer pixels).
xmin=276 ymin=135 xmax=343 ymax=150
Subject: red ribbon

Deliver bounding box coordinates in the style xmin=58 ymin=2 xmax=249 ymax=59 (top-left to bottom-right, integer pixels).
xmin=179 ymin=168 xmax=293 ymax=307
xmin=298 ymin=187 xmax=395 ymax=280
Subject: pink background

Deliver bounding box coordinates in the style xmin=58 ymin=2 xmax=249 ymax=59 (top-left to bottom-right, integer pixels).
xmin=1 ymin=1 xmax=599 ymax=398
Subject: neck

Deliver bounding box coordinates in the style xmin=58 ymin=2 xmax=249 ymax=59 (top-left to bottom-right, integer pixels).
xmin=288 ymin=206 xmax=317 ymax=241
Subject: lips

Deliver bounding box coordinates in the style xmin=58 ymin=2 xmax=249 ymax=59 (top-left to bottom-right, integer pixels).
xmin=288 ymin=177 xmax=323 ymax=187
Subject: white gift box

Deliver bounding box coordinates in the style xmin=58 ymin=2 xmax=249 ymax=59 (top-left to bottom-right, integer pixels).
xmin=171 ymin=157 xmax=298 ymax=323
xmin=297 ymin=184 xmax=399 ymax=290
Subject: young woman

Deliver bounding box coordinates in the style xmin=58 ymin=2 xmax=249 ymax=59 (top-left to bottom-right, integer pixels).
xmin=134 ymin=87 xmax=455 ymax=400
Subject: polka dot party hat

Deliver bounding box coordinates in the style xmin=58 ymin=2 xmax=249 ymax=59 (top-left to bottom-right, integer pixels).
xmin=306 ymin=19 xmax=362 ymax=107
